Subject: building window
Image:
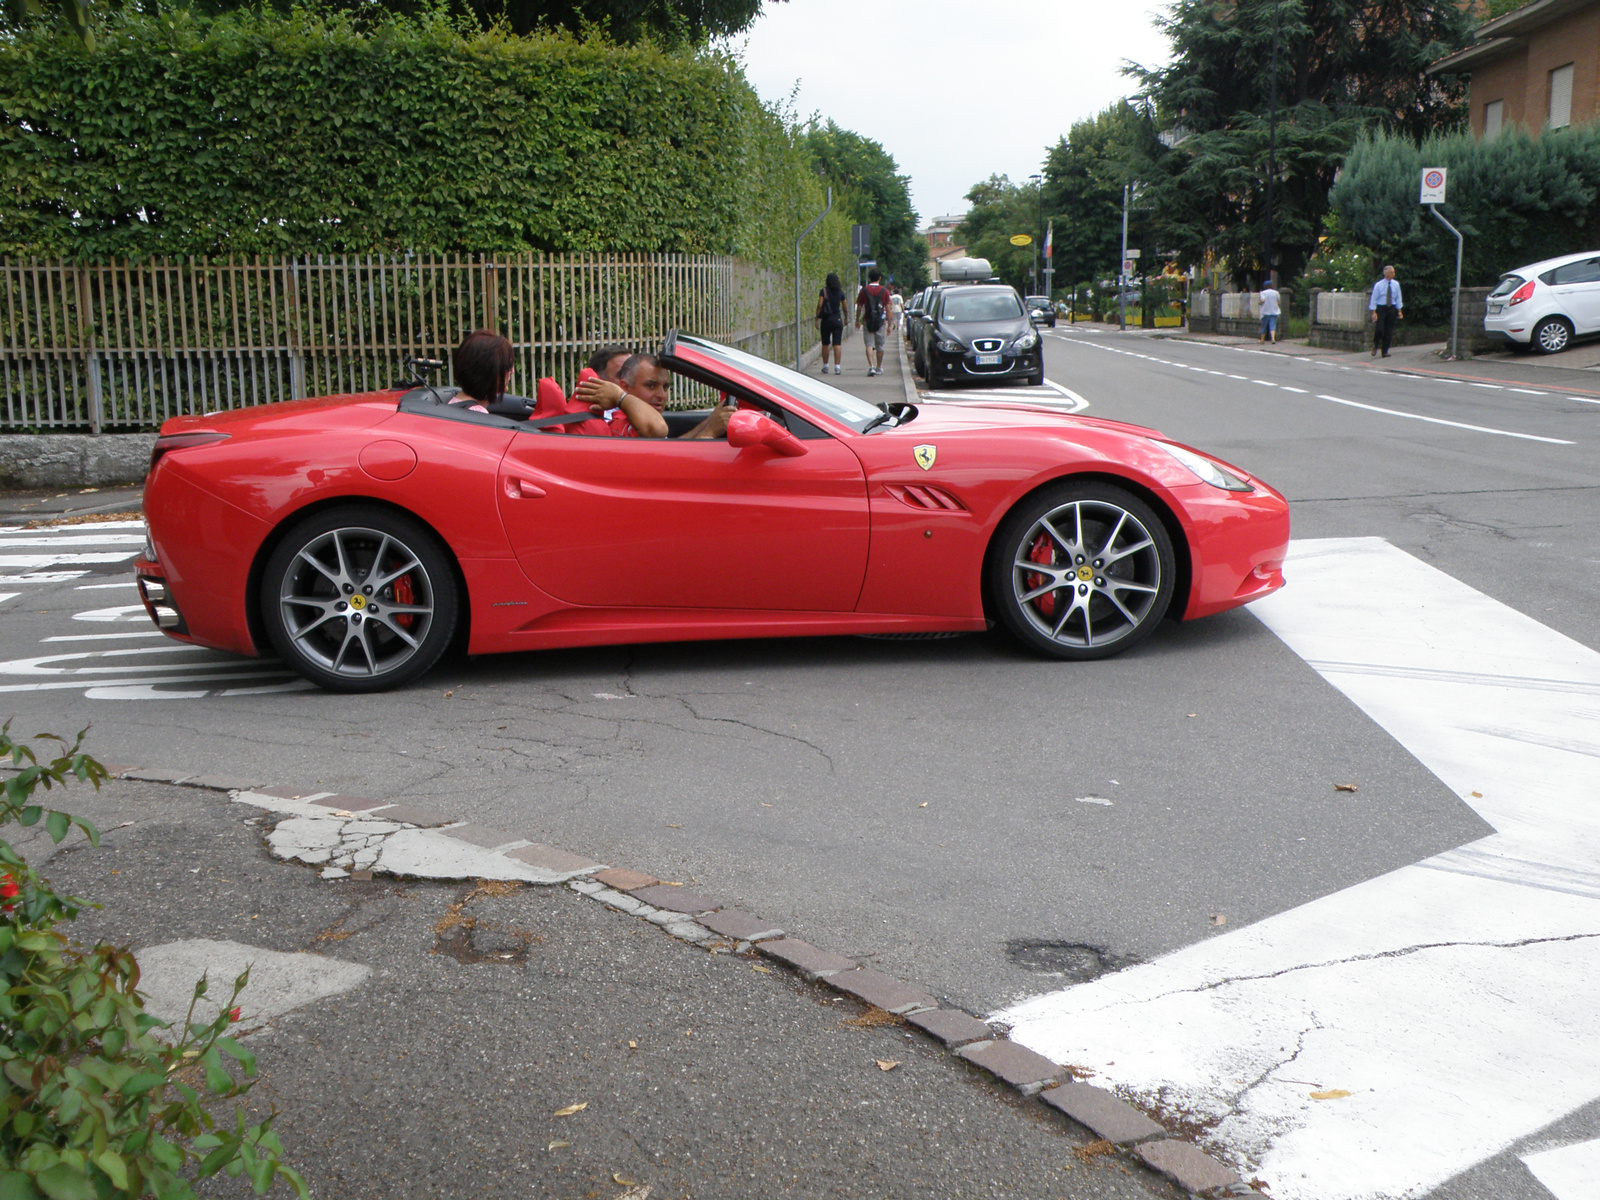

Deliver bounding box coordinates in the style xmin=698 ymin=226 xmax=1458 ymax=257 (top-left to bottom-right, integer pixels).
xmin=1549 ymin=63 xmax=1574 ymax=129
xmin=1484 ymin=99 xmax=1504 ymax=139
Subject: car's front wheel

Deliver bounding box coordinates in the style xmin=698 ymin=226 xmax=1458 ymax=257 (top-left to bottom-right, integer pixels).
xmin=1534 ymin=317 xmax=1573 ymax=354
xmin=989 ymin=482 xmax=1175 ymax=660
xmin=261 ymin=506 xmax=459 ymax=693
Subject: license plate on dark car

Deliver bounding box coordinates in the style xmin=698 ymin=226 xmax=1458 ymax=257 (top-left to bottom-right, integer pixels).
xmin=974 ymin=354 xmax=1001 ymax=365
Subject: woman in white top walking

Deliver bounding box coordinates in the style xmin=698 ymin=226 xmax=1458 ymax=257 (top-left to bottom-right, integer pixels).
xmin=1259 ymin=278 xmax=1281 ymax=344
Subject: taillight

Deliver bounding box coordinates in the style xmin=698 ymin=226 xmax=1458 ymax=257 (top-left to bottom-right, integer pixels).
xmin=150 ymin=430 xmax=229 ymax=470
xmin=1509 ymin=280 xmax=1536 ymax=306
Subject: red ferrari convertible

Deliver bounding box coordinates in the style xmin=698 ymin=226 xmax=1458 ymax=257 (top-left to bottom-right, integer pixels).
xmin=133 ymin=334 xmax=1289 ymax=692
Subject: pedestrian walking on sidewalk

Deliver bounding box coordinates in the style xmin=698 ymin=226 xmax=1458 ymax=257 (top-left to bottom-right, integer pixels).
xmin=1369 ymin=266 xmax=1404 ymax=358
xmin=856 ymin=268 xmax=891 ymax=376
xmin=816 ymin=272 xmax=846 ymax=375
xmin=1259 ymin=278 xmax=1281 ymax=343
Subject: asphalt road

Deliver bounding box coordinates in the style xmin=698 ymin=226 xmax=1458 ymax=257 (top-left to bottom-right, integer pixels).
xmin=2 ymin=330 xmax=1597 ymax=1199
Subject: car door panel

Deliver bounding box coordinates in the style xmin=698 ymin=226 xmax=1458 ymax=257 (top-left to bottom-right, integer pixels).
xmin=496 ymin=433 xmax=870 ymax=611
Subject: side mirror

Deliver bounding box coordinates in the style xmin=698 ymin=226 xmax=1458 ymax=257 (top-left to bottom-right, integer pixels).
xmin=727 ymin=409 xmax=808 ymax=457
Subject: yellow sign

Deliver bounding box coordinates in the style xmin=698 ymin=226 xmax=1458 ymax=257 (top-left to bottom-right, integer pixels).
xmin=1009 ymin=234 xmax=1033 ymax=246
xmin=912 ymin=445 xmax=937 ymax=471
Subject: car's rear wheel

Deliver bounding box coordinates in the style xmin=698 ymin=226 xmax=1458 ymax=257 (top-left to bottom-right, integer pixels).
xmin=1534 ymin=317 xmax=1573 ymax=354
xmin=989 ymin=482 xmax=1175 ymax=660
xmin=262 ymin=506 xmax=458 ymax=693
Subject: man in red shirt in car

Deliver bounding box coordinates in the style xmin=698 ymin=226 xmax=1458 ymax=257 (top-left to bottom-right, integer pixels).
xmin=855 ymin=268 xmax=892 ymax=376
xmin=572 ymin=354 xmax=731 ymax=439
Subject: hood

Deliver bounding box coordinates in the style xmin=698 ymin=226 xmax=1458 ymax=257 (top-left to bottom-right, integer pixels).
xmin=894 ymin=400 xmax=1165 ymax=440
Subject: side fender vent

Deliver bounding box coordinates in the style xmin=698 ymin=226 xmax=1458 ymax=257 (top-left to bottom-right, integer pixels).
xmin=885 ymin=484 xmax=968 ymax=512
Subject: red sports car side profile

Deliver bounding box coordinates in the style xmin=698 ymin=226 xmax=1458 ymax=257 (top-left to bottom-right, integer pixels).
xmin=133 ymin=334 xmax=1290 ymax=692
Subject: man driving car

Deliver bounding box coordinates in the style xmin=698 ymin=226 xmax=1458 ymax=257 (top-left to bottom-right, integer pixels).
xmin=572 ymin=354 xmax=733 ymax=440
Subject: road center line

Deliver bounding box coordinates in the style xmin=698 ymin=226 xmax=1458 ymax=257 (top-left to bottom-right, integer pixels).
xmin=1314 ymin=394 xmax=1574 ymax=444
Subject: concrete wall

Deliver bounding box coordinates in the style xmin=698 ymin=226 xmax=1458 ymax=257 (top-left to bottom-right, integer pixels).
xmin=0 ymin=434 xmax=155 ymax=489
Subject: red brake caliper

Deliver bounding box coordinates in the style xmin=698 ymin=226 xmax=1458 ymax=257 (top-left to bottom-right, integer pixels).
xmin=391 ymin=572 xmax=416 ymax=631
xmin=1026 ymin=534 xmax=1056 ymax=618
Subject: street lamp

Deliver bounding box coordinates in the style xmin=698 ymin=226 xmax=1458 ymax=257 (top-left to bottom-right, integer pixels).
xmin=1030 ymin=174 xmax=1042 ymax=295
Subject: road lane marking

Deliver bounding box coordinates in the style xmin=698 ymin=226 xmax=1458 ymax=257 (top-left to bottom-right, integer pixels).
xmin=1281 ymin=386 xmax=1307 ymax=394
xmin=72 ymin=604 xmax=150 ymax=622
xmin=0 ymin=572 xmax=90 ymax=584
xmin=1251 ymin=380 xmax=1277 ymax=386
xmin=1470 ymin=382 xmax=1504 ymax=389
xmin=1570 ymin=396 xmax=1600 ymax=405
xmin=75 ymin=581 xmax=137 ymax=590
xmin=1509 ymin=388 xmax=1548 ymax=395
xmin=43 ymin=631 xmax=167 ymax=642
xmin=0 ymin=553 xmax=139 ymax=568
xmin=0 ymin=594 xmax=16 ymax=605
xmin=0 ymin=534 xmax=145 ymax=548
xmin=1521 ymin=1138 xmax=1600 ymax=1200
xmin=1315 ymin=394 xmax=1574 ymax=444
xmin=998 ymin=537 xmax=1600 ymax=1200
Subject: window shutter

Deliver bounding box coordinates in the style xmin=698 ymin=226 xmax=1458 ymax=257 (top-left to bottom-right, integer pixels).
xmin=1550 ymin=64 xmax=1574 ymax=129
xmin=1484 ymin=99 xmax=1504 ymax=140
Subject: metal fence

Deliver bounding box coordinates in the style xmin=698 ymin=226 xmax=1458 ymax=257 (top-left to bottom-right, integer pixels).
xmin=1 ymin=254 xmax=805 ymax=431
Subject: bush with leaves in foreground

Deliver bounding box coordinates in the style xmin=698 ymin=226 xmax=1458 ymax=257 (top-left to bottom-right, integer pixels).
xmin=0 ymin=721 xmax=307 ymax=1199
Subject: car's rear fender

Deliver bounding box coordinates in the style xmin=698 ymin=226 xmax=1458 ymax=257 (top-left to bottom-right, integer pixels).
xmin=244 ymin=496 xmax=473 ymax=659
xmin=980 ymin=471 xmax=1193 ymax=626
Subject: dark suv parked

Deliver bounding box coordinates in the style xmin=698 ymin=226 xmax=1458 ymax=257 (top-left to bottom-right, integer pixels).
xmin=917 ymin=285 xmax=1042 ymax=387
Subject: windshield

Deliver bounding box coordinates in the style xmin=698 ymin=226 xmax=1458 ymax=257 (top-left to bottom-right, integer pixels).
xmin=1026 ymin=296 xmax=1050 ymax=307
xmin=1490 ymin=275 xmax=1525 ymax=297
xmin=675 ymin=337 xmax=885 ymax=433
xmin=942 ymin=290 xmax=1024 ymax=322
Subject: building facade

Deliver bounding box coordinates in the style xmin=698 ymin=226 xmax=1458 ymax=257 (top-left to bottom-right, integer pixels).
xmin=1429 ymin=0 xmax=1600 ymax=137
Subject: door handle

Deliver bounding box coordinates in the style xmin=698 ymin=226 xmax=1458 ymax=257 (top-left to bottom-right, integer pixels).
xmin=503 ymin=477 xmax=547 ymax=499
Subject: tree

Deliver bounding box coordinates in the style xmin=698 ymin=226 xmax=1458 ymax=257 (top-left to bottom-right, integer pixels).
xmin=954 ymin=175 xmax=1040 ymax=294
xmin=1042 ymin=101 xmax=1161 ymax=294
xmin=803 ymin=121 xmax=926 ymax=291
xmin=4 ymin=0 xmax=776 ymax=46
xmin=1129 ymin=0 xmax=1477 ymax=283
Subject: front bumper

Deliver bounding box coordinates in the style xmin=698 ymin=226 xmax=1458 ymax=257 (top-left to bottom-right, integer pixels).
xmin=929 ymin=349 xmax=1041 ymax=384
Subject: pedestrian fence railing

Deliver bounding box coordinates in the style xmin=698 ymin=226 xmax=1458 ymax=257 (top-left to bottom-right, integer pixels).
xmin=1315 ymin=291 xmax=1368 ymax=329
xmin=2 ymin=254 xmax=808 ymax=432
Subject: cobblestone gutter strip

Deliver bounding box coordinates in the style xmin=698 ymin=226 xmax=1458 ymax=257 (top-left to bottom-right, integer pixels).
xmin=87 ymin=767 xmax=1248 ymax=1198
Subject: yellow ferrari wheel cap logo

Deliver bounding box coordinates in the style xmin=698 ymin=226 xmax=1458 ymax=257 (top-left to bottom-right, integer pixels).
xmin=1077 ymin=565 xmax=1094 ymax=582
xmin=349 ymin=594 xmax=367 ymax=610
xmin=913 ymin=445 xmax=937 ymax=471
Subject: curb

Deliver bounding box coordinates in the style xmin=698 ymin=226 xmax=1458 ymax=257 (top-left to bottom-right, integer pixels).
xmin=81 ymin=764 xmax=1254 ymax=1197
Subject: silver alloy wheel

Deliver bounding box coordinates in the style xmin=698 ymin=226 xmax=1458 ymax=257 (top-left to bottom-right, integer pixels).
xmin=1536 ymin=318 xmax=1571 ymax=354
xmin=277 ymin=525 xmax=435 ymax=679
xmin=1010 ymin=498 xmax=1163 ymax=649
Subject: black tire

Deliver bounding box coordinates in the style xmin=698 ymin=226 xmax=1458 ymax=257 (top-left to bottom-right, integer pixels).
xmin=1533 ymin=317 xmax=1572 ymax=355
xmin=261 ymin=505 xmax=459 ymax=693
xmin=989 ymin=482 xmax=1175 ymax=661
xmin=915 ymin=348 xmax=928 ymax=378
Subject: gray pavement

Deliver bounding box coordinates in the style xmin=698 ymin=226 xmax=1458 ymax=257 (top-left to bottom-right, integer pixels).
xmin=19 ymin=775 xmax=1177 ymax=1200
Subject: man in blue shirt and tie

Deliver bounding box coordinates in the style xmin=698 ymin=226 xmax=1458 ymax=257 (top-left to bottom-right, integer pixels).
xmin=1369 ymin=265 xmax=1404 ymax=358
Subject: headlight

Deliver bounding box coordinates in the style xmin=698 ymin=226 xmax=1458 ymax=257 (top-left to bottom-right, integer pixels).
xmin=935 ymin=339 xmax=965 ymax=353
xmin=1012 ymin=330 xmax=1038 ymax=351
xmin=1157 ymin=442 xmax=1254 ymax=492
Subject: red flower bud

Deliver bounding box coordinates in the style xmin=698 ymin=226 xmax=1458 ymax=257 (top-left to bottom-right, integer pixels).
xmin=228 ymin=1006 xmax=242 ymax=1022
xmin=0 ymin=879 xmax=20 ymax=901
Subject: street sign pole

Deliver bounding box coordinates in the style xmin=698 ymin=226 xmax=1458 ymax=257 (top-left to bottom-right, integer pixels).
xmin=1120 ymin=182 xmax=1130 ymax=332
xmin=1419 ymin=168 xmax=1463 ymax=361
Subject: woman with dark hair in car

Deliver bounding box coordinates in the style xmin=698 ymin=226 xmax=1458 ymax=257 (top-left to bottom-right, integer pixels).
xmin=451 ymin=330 xmax=514 ymax=412
xmin=815 ymin=272 xmax=846 ymax=375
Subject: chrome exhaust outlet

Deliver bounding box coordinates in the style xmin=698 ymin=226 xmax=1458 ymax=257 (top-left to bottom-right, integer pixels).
xmin=153 ymin=605 xmax=182 ymax=629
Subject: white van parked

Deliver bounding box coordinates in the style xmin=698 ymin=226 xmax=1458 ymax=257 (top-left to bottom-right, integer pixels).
xmin=1483 ymin=249 xmax=1600 ymax=354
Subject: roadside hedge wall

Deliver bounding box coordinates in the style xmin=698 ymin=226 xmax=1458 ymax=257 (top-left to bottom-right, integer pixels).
xmin=1330 ymin=125 xmax=1600 ymax=324
xmin=0 ymin=11 xmax=849 ymax=271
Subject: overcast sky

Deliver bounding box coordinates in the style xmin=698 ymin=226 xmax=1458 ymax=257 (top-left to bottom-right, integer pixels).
xmin=734 ymin=0 xmax=1174 ymax=227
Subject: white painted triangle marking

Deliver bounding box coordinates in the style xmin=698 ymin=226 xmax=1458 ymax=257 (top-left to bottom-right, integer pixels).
xmin=1520 ymin=1137 xmax=1600 ymax=1200
xmin=997 ymin=537 xmax=1600 ymax=1200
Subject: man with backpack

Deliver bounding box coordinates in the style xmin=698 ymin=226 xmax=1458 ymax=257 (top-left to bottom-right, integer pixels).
xmin=855 ymin=268 xmax=892 ymax=376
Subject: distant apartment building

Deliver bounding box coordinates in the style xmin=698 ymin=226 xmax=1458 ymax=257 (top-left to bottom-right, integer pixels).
xmin=921 ymin=214 xmax=967 ymax=249
xmin=1429 ymin=0 xmax=1600 ymax=137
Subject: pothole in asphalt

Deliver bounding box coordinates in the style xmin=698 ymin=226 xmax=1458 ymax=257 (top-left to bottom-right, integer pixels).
xmin=433 ymin=922 xmax=536 ymax=965
xmin=1005 ymin=939 xmax=1134 ymax=982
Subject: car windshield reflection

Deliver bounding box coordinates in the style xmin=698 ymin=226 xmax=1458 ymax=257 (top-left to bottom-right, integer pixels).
xmin=942 ymin=292 xmax=1025 ymax=321
xmin=678 ymin=336 xmax=885 ymax=433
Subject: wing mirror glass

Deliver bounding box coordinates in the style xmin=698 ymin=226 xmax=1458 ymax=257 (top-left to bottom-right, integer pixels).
xmin=727 ymin=409 xmax=808 ymax=457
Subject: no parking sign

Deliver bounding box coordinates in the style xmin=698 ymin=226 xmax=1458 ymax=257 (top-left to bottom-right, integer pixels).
xmin=1420 ymin=167 xmax=1447 ymax=204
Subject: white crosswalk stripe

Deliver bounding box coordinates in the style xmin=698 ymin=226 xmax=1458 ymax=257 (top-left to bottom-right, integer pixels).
xmin=1521 ymin=1137 xmax=1600 ymax=1200
xmin=0 ymin=519 xmax=311 ymax=699
xmin=998 ymin=538 xmax=1600 ymax=1200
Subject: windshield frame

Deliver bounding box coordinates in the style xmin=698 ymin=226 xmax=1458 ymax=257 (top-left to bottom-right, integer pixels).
xmin=667 ymin=335 xmax=888 ymax=434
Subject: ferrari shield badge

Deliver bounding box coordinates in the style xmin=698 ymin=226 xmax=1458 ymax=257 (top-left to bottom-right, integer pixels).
xmin=912 ymin=444 xmax=937 ymax=471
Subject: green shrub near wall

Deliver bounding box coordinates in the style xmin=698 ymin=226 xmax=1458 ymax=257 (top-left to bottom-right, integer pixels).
xmin=1331 ymin=125 xmax=1600 ymax=325
xmin=0 ymin=10 xmax=853 ymax=280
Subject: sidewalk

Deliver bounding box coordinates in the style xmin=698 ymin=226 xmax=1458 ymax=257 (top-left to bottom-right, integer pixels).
xmin=819 ymin=327 xmax=918 ymax=408
xmin=1148 ymin=326 xmax=1600 ymax=396
xmin=0 ymin=483 xmax=145 ymax=525
xmin=16 ymin=775 xmax=1177 ymax=1200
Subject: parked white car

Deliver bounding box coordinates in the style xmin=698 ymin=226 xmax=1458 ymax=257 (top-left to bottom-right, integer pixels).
xmin=1483 ymin=249 xmax=1600 ymax=353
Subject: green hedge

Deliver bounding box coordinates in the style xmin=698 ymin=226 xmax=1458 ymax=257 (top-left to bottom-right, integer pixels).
xmin=1330 ymin=125 xmax=1600 ymax=324
xmin=0 ymin=11 xmax=850 ymax=273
